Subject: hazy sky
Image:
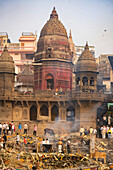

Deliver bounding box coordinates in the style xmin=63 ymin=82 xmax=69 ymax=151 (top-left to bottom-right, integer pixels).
xmin=0 ymin=0 xmax=113 ymax=57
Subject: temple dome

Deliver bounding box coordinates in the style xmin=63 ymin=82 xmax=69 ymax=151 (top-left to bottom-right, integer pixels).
xmin=76 ymin=42 xmax=97 ymax=72
xmin=0 ymin=46 xmax=15 ymax=73
xmin=40 ymin=7 xmax=67 ymax=37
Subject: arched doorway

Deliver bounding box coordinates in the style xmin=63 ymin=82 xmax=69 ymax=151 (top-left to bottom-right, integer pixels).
xmin=51 ymin=105 xmax=59 ymax=121
xmin=40 ymin=105 xmax=48 ymax=116
xmin=66 ymin=106 xmax=75 ymax=121
xmin=30 ymin=105 xmax=37 ymax=121
xmin=45 ymin=74 xmax=54 ymax=90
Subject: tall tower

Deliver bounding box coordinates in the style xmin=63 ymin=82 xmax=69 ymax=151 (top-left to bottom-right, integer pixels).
xmin=75 ymin=42 xmax=102 ymax=129
xmin=68 ymin=29 xmax=77 ymax=64
xmin=0 ymin=46 xmax=15 ymax=95
xmin=34 ymin=7 xmax=73 ymax=91
xmin=75 ymin=42 xmax=98 ymax=92
xmin=68 ymin=30 xmax=77 ymax=90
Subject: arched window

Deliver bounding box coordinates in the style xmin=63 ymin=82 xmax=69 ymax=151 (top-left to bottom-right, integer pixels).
xmin=76 ymin=77 xmax=80 ymax=86
xmin=82 ymin=76 xmax=88 ymax=86
xmin=51 ymin=105 xmax=59 ymax=121
xmin=40 ymin=105 xmax=48 ymax=116
xmin=90 ymin=77 xmax=94 ymax=86
xmin=66 ymin=106 xmax=75 ymax=121
xmin=30 ymin=105 xmax=37 ymax=121
xmin=45 ymin=74 xmax=54 ymax=90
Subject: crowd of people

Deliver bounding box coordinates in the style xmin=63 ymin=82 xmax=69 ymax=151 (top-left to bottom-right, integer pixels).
xmin=79 ymin=115 xmax=113 ymax=139
xmin=80 ymin=125 xmax=113 ymax=139
xmin=0 ymin=121 xmax=71 ymax=154
xmin=0 ymin=122 xmax=38 ymax=136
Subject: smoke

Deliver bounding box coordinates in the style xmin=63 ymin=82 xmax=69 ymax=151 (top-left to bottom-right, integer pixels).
xmin=45 ymin=116 xmax=79 ymax=141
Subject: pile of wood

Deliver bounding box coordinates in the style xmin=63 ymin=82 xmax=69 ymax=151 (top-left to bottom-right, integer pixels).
xmin=0 ymin=133 xmax=112 ymax=169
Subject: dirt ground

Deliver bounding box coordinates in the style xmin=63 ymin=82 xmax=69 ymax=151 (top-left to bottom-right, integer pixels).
xmin=0 ymin=132 xmax=113 ymax=169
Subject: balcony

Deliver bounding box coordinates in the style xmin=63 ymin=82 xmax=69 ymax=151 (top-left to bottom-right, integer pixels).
xmin=73 ymin=91 xmax=104 ymax=101
xmin=0 ymin=89 xmax=105 ymax=102
xmin=0 ymin=46 xmax=35 ymax=52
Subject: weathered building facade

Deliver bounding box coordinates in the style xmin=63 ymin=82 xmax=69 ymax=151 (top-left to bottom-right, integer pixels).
xmin=0 ymin=8 xmax=112 ymax=135
xmin=34 ymin=8 xmax=73 ymax=91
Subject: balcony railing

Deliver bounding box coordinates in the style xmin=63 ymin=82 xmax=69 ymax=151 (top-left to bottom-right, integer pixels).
xmin=0 ymin=89 xmax=106 ymax=102
xmin=0 ymin=46 xmax=35 ymax=51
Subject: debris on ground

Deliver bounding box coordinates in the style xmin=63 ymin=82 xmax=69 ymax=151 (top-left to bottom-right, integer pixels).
xmin=0 ymin=133 xmax=112 ymax=169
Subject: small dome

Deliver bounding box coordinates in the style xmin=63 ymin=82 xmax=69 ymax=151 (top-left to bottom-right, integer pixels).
xmin=0 ymin=46 xmax=15 ymax=73
xmin=40 ymin=7 xmax=67 ymax=37
xmin=76 ymin=42 xmax=97 ymax=72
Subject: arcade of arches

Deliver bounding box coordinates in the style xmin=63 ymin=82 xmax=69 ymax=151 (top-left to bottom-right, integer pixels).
xmin=76 ymin=76 xmax=95 ymax=87
xmin=30 ymin=103 xmax=75 ymax=122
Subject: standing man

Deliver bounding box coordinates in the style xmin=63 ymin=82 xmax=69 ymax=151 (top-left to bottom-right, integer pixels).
xmin=58 ymin=139 xmax=63 ymax=153
xmin=0 ymin=123 xmax=2 ymax=135
xmin=2 ymin=133 xmax=7 ymax=149
xmin=8 ymin=123 xmax=12 ymax=135
xmin=11 ymin=121 xmax=15 ymax=135
xmin=67 ymin=139 xmax=71 ymax=154
xmin=6 ymin=122 xmax=9 ymax=135
xmin=79 ymin=126 xmax=85 ymax=136
xmin=16 ymin=133 xmax=20 ymax=145
xmin=18 ymin=122 xmax=22 ymax=134
xmin=3 ymin=123 xmax=6 ymax=134
xmin=24 ymin=123 xmax=28 ymax=134
xmin=33 ymin=124 xmax=37 ymax=136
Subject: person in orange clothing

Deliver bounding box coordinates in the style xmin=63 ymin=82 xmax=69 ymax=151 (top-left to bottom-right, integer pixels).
xmin=58 ymin=139 xmax=63 ymax=153
xmin=24 ymin=137 xmax=27 ymax=145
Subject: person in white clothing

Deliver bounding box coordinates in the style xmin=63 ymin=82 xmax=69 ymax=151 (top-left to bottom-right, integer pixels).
xmin=24 ymin=123 xmax=28 ymax=134
xmin=101 ymin=125 xmax=106 ymax=138
xmin=6 ymin=123 xmax=9 ymax=135
xmin=11 ymin=121 xmax=15 ymax=135
xmin=16 ymin=133 xmax=20 ymax=145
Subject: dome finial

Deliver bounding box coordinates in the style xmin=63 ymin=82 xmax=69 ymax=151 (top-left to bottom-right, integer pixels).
xmin=50 ymin=7 xmax=58 ymax=19
xmin=4 ymin=45 xmax=8 ymax=51
xmin=69 ymin=29 xmax=72 ymax=39
xmin=85 ymin=41 xmax=89 ymax=50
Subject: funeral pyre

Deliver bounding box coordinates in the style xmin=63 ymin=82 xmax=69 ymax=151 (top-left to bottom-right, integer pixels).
xmin=0 ymin=133 xmax=113 ymax=169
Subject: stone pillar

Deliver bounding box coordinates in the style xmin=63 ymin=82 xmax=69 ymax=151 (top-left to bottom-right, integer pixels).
xmin=79 ymin=101 xmax=101 ymax=129
xmin=75 ymin=101 xmax=80 ymax=131
xmin=59 ymin=106 xmax=62 ymax=121
xmin=80 ymin=78 xmax=82 ymax=91
xmin=88 ymin=79 xmax=90 ymax=91
xmin=37 ymin=107 xmax=40 ymax=120
xmin=94 ymin=80 xmax=97 ymax=90
xmin=36 ymin=101 xmax=40 ymax=120
xmin=61 ymin=107 xmax=66 ymax=121
xmin=48 ymin=104 xmax=51 ymax=121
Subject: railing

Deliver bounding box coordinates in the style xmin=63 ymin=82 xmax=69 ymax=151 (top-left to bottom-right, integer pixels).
xmin=73 ymin=91 xmax=104 ymax=101
xmin=0 ymin=46 xmax=35 ymax=51
xmin=0 ymin=89 xmax=106 ymax=102
xmin=104 ymin=91 xmax=113 ymax=101
xmin=14 ymin=60 xmax=33 ymax=64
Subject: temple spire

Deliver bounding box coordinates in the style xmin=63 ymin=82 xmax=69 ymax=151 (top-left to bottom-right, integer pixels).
xmin=69 ymin=29 xmax=72 ymax=39
xmin=85 ymin=41 xmax=89 ymax=50
xmin=4 ymin=45 xmax=8 ymax=51
xmin=50 ymin=7 xmax=58 ymax=19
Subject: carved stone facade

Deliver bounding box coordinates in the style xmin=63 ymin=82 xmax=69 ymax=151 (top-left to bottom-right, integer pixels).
xmin=0 ymin=8 xmax=112 ymax=135
xmin=34 ymin=8 xmax=73 ymax=91
xmin=75 ymin=42 xmax=98 ymax=92
xmin=0 ymin=46 xmax=15 ymax=95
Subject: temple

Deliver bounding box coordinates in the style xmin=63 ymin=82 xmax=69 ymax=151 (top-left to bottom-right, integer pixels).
xmin=0 ymin=8 xmax=113 ymax=135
